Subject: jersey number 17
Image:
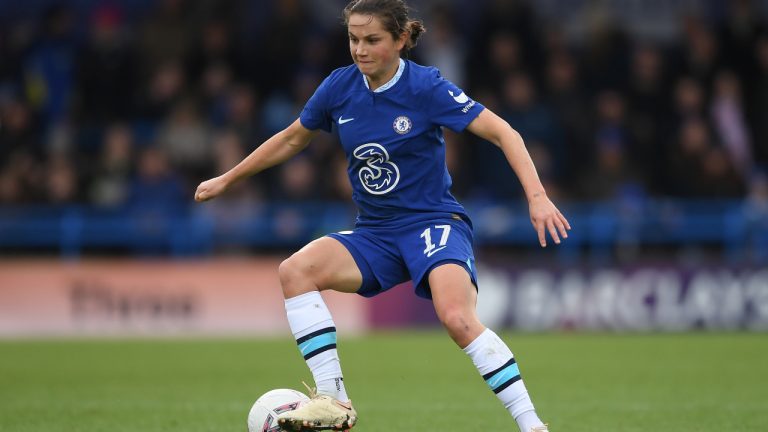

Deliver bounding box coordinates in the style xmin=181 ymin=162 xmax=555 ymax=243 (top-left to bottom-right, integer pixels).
xmin=420 ymin=225 xmax=451 ymax=257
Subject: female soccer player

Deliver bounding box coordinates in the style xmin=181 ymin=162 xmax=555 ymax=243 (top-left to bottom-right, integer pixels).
xmin=195 ymin=1 xmax=569 ymax=431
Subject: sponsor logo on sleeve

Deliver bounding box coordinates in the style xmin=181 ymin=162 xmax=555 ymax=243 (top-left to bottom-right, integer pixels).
xmin=449 ymin=90 xmax=469 ymax=103
xmin=449 ymin=90 xmax=475 ymax=113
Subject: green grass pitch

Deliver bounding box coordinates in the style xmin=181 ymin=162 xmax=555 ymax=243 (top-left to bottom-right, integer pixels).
xmin=1 ymin=331 xmax=767 ymax=431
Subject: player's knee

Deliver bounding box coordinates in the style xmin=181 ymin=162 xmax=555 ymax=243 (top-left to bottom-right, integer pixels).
xmin=278 ymin=257 xmax=295 ymax=290
xmin=279 ymin=253 xmax=325 ymax=297
xmin=279 ymin=255 xmax=308 ymax=294
xmin=437 ymin=306 xmax=476 ymax=339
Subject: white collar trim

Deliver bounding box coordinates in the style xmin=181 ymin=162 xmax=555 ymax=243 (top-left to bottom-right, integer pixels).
xmin=363 ymin=58 xmax=405 ymax=93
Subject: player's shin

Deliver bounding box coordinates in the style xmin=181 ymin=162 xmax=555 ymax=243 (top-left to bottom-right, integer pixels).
xmin=284 ymin=291 xmax=350 ymax=402
xmin=463 ymin=328 xmax=545 ymax=432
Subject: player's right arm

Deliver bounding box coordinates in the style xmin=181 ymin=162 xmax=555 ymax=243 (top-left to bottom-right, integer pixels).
xmin=194 ymin=119 xmax=318 ymax=202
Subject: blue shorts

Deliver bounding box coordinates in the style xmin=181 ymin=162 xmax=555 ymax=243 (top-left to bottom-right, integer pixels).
xmin=327 ymin=213 xmax=478 ymax=299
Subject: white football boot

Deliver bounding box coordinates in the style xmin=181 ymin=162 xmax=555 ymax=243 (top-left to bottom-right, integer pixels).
xmin=277 ymin=385 xmax=357 ymax=431
xmin=531 ymin=425 xmax=549 ymax=431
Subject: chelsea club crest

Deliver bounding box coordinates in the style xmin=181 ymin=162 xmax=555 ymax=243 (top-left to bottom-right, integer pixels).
xmin=393 ymin=116 xmax=412 ymax=134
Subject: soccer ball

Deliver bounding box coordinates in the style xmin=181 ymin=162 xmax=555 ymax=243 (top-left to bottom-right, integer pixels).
xmin=247 ymin=388 xmax=310 ymax=432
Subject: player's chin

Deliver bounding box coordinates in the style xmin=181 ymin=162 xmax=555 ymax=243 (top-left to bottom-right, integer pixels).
xmin=355 ymin=60 xmax=375 ymax=73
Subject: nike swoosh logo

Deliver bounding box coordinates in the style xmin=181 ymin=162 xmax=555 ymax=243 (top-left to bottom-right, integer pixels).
xmin=338 ymin=116 xmax=355 ymax=125
xmin=426 ymin=246 xmax=447 ymax=257
xmin=489 ymin=375 xmax=503 ymax=387
xmin=448 ymin=90 xmax=469 ymax=104
xmin=334 ymin=400 xmax=353 ymax=410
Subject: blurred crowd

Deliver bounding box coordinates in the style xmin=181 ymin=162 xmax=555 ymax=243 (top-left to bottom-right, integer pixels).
xmin=1 ymin=0 xmax=767 ymax=214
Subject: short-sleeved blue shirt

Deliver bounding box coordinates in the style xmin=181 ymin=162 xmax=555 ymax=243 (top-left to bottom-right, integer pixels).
xmin=300 ymin=59 xmax=485 ymax=224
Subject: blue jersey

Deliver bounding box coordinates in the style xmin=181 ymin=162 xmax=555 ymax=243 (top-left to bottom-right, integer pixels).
xmin=300 ymin=59 xmax=485 ymax=223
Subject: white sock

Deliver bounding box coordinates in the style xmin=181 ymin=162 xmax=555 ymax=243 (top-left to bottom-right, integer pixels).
xmin=284 ymin=291 xmax=349 ymax=402
xmin=463 ymin=328 xmax=544 ymax=432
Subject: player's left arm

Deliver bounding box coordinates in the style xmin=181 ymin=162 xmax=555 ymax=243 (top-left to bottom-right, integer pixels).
xmin=466 ymin=108 xmax=571 ymax=247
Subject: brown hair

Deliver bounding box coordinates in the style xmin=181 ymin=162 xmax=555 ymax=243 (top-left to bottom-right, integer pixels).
xmin=343 ymin=0 xmax=426 ymax=55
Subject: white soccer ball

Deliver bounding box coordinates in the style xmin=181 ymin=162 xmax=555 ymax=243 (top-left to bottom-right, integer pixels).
xmin=247 ymin=388 xmax=310 ymax=432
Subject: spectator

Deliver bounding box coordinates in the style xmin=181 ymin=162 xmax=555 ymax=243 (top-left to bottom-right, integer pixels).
xmin=275 ymin=154 xmax=320 ymax=202
xmin=593 ymin=91 xmax=633 ymax=171
xmin=699 ymin=146 xmax=747 ymax=198
xmin=473 ymin=70 xmax=564 ymax=200
xmin=196 ymin=130 xmax=263 ymax=241
xmin=626 ymin=44 xmax=670 ymax=192
xmin=88 ymin=123 xmax=134 ymax=207
xmin=477 ymin=31 xmax=525 ymax=90
xmin=45 ymin=154 xmax=79 ymax=204
xmin=225 ymin=83 xmax=260 ymax=147
xmin=187 ymin=18 xmax=243 ymax=84
xmin=501 ymin=72 xmax=565 ymax=180
xmin=576 ymin=134 xmax=640 ymax=201
xmin=710 ymin=70 xmax=752 ymax=177
xmin=126 ymin=146 xmax=185 ymax=254
xmin=544 ymin=50 xmax=591 ymax=183
xmin=747 ymin=35 xmax=768 ymax=166
xmin=577 ymin=91 xmax=643 ymax=200
xmin=128 ymin=146 xmax=185 ymax=214
xmin=0 ymin=97 xmax=45 ymax=203
xmin=137 ymin=60 xmax=187 ymax=120
xmin=0 ymin=151 xmax=44 ymax=204
xmin=329 ymin=154 xmax=353 ymax=201
xmin=200 ymin=62 xmax=234 ymax=127
xmin=210 ymin=129 xmax=263 ymax=204
xmin=666 ymin=118 xmax=744 ymax=198
xmin=22 ymin=5 xmax=77 ymax=126
xmin=156 ymin=99 xmax=212 ymax=180
xmin=679 ymin=16 xmax=720 ymax=88
xmin=420 ymin=4 xmax=466 ymax=87
xmin=0 ymin=98 xmax=42 ymax=160
xmin=668 ymin=76 xmax=707 ymax=144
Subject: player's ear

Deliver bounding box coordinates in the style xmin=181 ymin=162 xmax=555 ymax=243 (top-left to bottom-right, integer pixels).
xmin=395 ymin=31 xmax=407 ymax=51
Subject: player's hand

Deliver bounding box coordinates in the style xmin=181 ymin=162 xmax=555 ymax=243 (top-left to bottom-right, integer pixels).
xmin=194 ymin=175 xmax=230 ymax=202
xmin=528 ymin=193 xmax=571 ymax=247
